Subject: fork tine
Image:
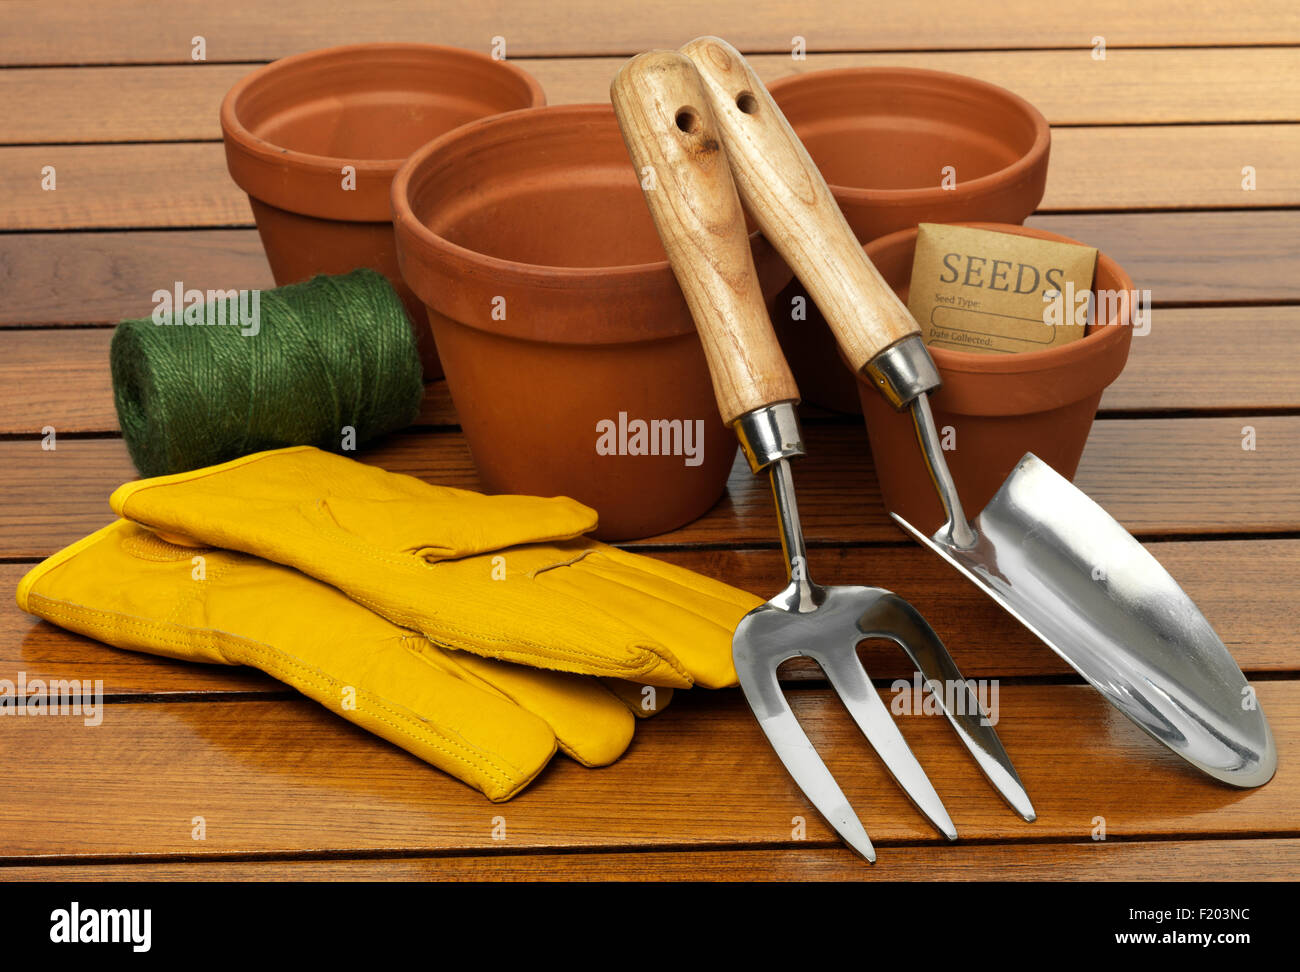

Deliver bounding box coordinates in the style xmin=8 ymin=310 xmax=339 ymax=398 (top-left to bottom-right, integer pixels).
xmin=870 ymin=593 xmax=1037 ymax=822
xmin=816 ymin=648 xmax=959 ymax=841
xmin=735 ymin=660 xmax=876 ymax=862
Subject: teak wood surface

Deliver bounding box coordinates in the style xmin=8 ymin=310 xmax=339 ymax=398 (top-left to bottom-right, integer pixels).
xmin=1 ymin=3 xmax=1297 ymax=882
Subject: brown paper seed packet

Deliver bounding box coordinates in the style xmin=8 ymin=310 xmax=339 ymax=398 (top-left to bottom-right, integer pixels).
xmin=907 ymin=223 xmax=1098 ymax=355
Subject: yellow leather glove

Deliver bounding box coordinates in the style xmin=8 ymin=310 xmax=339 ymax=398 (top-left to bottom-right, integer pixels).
xmin=17 ymin=520 xmax=670 ymax=802
xmin=109 ymin=447 xmax=758 ymax=689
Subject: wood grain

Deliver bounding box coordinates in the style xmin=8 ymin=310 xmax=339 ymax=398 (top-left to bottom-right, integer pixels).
xmin=686 ymin=37 xmax=922 ymax=371
xmin=0 ymin=682 xmax=1292 ymax=857
xmin=6 ymin=49 xmax=1300 ymax=144
xmin=0 ymin=143 xmax=251 ymax=230
xmin=2 ymin=417 xmax=1296 ymax=559
xmin=1100 ymin=306 xmax=1300 ymax=412
xmin=1 ymin=329 xmax=116 ymax=434
xmin=612 ymin=50 xmax=799 ymax=422
xmin=4 ymin=538 xmax=1295 ymax=697
xmin=2 ymin=1 xmax=1297 ymax=65
xmin=0 ymin=231 xmax=275 ymax=327
xmin=1049 ymin=124 xmax=1300 ymax=211
xmin=5 ymin=127 xmax=1298 ymax=231
xmin=1029 ymin=211 xmax=1300 ymax=304
xmin=3 ymin=837 xmax=1294 ymax=881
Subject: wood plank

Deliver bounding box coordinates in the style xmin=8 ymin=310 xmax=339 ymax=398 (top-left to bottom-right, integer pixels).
xmin=3 ymin=537 xmax=1294 ymax=697
xmin=1047 ymin=124 xmax=1300 ymax=211
xmin=4 ymin=1 xmax=1297 ymax=66
xmin=7 ymin=49 xmax=1299 ymax=145
xmin=4 ymin=127 xmax=1298 ymax=231
xmin=2 ymin=213 xmax=1294 ymax=329
xmin=1028 ymin=210 xmax=1300 ymax=304
xmin=0 ymin=329 xmax=115 ymax=434
xmin=0 ymin=230 xmax=275 ymax=327
xmin=4 ymin=837 xmax=1296 ymax=881
xmin=4 ymin=306 xmax=1293 ymax=437
xmin=1071 ymin=416 xmax=1299 ymax=537
xmin=1100 ymin=306 xmax=1300 ymax=412
xmin=0 ymin=144 xmax=252 ymax=230
xmin=2 ymin=65 xmax=253 ymax=145
xmin=2 ymin=416 xmax=1297 ymax=559
xmin=0 ymin=682 xmax=1293 ymax=856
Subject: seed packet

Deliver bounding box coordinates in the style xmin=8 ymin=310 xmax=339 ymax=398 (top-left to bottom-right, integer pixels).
xmin=907 ymin=223 xmax=1098 ymax=354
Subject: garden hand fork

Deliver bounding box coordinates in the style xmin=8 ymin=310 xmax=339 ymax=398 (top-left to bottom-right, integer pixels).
xmin=612 ymin=50 xmax=1034 ymax=862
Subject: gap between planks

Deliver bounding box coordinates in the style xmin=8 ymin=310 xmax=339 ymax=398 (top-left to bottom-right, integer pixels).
xmin=3 ymin=305 xmax=1298 ymax=436
xmin=2 ymin=0 xmax=1299 ymax=64
xmin=3 ymin=48 xmax=1299 ymax=144
xmin=3 ymin=127 xmax=1298 ymax=230
xmin=1 ymin=837 xmax=1297 ymax=881
xmin=1 ymin=417 xmax=1297 ymax=558
xmin=0 ymin=212 xmax=1296 ymax=329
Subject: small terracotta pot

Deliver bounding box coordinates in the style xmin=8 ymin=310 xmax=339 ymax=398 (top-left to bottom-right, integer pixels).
xmin=766 ymin=67 xmax=1051 ymax=412
xmin=392 ymin=104 xmax=791 ymax=540
xmin=220 ymin=43 xmax=545 ymax=379
xmin=855 ymin=223 xmax=1135 ymax=536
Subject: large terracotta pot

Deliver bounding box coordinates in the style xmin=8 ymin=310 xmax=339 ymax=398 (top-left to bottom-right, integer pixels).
xmin=221 ymin=43 xmax=546 ymax=379
xmin=855 ymin=223 xmax=1136 ymax=536
xmin=392 ymin=104 xmax=791 ymax=540
xmin=765 ymin=67 xmax=1051 ymax=412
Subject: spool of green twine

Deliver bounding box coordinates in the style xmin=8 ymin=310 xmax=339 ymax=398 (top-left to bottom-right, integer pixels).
xmin=111 ymin=268 xmax=424 ymax=477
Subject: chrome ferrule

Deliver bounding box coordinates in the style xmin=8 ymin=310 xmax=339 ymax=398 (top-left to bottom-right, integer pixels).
xmin=733 ymin=401 xmax=805 ymax=474
xmin=864 ymin=335 xmax=942 ymax=409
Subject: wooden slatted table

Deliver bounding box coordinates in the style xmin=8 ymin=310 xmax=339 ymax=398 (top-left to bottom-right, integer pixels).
xmin=2 ymin=2 xmax=1297 ymax=881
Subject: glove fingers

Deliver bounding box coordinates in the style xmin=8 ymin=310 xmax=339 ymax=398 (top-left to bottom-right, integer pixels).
xmin=110 ymin=446 xmax=598 ymax=562
xmin=347 ymin=636 xmax=561 ymax=800
xmin=532 ymin=549 xmax=760 ymax=689
xmin=438 ymin=649 xmax=636 ymax=767
xmin=596 ymin=546 xmax=765 ymax=616
xmin=602 ymin=678 xmax=673 ymax=719
xmin=432 ymin=553 xmax=698 ymax=688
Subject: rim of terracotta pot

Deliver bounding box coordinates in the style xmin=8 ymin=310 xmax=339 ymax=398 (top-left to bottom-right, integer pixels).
xmin=864 ymin=222 xmax=1134 ymax=383
xmin=221 ymin=43 xmax=546 ymax=223
xmin=768 ymin=67 xmax=1050 ymax=211
xmin=392 ymin=103 xmax=779 ymax=345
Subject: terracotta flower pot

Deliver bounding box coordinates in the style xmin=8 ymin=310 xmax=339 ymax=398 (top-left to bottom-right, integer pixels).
xmin=392 ymin=104 xmax=791 ymax=540
xmin=765 ymin=67 xmax=1051 ymax=412
xmin=855 ymin=222 xmax=1136 ymax=536
xmin=220 ymin=43 xmax=545 ymax=380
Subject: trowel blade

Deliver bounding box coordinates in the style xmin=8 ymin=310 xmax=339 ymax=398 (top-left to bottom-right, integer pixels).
xmin=894 ymin=452 xmax=1277 ymax=789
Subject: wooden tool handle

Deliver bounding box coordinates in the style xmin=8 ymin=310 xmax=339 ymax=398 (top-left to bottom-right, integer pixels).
xmin=611 ymin=50 xmax=798 ymax=425
xmin=681 ymin=36 xmax=920 ymax=372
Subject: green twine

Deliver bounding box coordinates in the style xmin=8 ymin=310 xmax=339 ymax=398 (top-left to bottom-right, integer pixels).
xmin=111 ymin=268 xmax=424 ymax=477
